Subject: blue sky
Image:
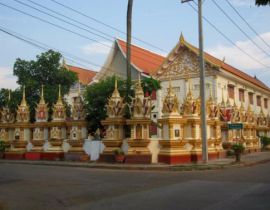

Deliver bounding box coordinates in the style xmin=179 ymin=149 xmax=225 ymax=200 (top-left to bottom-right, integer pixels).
xmin=0 ymin=0 xmax=270 ymax=89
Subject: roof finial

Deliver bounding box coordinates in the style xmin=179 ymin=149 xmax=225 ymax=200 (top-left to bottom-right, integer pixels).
xmin=180 ymin=32 xmax=185 ymax=45
xmin=40 ymin=84 xmax=45 ymax=104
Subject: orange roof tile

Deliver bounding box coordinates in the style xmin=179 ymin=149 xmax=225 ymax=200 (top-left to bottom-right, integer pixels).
xmin=116 ymin=39 xmax=165 ymax=75
xmin=66 ymin=65 xmax=97 ymax=85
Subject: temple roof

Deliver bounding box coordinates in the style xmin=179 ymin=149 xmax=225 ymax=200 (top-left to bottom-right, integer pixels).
xmin=116 ymin=39 xmax=165 ymax=75
xmin=160 ymin=34 xmax=270 ymax=92
xmin=66 ymin=65 xmax=97 ymax=85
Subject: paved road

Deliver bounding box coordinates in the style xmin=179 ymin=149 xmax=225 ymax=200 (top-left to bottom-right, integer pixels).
xmin=0 ymin=162 xmax=269 ymax=210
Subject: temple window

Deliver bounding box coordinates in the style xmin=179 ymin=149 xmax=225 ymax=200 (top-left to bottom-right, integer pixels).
xmin=257 ymin=95 xmax=261 ymax=106
xmin=248 ymin=92 xmax=254 ymax=105
xmin=239 ymin=89 xmax=245 ymax=102
xmin=264 ymin=98 xmax=268 ymax=109
xmin=227 ymin=84 xmax=234 ymax=99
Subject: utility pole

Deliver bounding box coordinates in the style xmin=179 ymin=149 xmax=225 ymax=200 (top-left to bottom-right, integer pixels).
xmin=181 ymin=0 xmax=208 ymax=163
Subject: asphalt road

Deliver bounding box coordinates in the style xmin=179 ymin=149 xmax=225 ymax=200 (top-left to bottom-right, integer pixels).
xmin=0 ymin=162 xmax=270 ymax=210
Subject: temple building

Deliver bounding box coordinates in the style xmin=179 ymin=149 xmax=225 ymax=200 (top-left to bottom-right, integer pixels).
xmin=94 ymin=34 xmax=270 ymax=140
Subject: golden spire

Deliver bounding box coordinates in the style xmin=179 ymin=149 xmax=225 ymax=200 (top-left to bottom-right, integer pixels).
xmin=180 ymin=32 xmax=185 ymax=45
xmin=20 ymin=86 xmax=27 ymax=106
xmin=135 ymin=73 xmax=144 ymax=97
xmin=247 ymin=102 xmax=252 ymax=112
xmin=39 ymin=85 xmax=45 ymax=104
xmin=57 ymin=84 xmax=63 ymax=104
xmin=112 ymin=77 xmax=120 ymax=98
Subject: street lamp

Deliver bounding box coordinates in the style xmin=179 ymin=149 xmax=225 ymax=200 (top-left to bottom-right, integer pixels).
xmin=181 ymin=0 xmax=208 ymax=163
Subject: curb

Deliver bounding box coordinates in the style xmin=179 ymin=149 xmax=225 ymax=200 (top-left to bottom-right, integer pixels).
xmin=1 ymin=157 xmax=270 ymax=171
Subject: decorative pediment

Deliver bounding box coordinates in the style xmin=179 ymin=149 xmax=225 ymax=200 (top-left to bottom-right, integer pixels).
xmin=156 ymin=34 xmax=219 ymax=80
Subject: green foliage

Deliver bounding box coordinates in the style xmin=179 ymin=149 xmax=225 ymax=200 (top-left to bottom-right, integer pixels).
xmin=231 ymin=143 xmax=245 ymax=153
xmin=141 ymin=76 xmax=161 ymax=95
xmin=256 ymin=0 xmax=270 ymax=6
xmin=12 ymin=50 xmax=77 ymax=122
xmin=0 ymin=141 xmax=6 ymax=152
xmin=260 ymin=136 xmax=270 ymax=148
xmin=222 ymin=142 xmax=232 ymax=150
xmin=0 ymin=88 xmax=21 ymax=113
xmin=113 ymin=148 xmax=125 ymax=155
xmin=84 ymin=76 xmax=126 ymax=132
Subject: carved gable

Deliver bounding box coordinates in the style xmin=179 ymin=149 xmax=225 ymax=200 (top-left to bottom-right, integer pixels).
xmin=157 ymin=44 xmax=218 ymax=80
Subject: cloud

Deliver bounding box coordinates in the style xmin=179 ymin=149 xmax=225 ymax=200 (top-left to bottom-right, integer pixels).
xmin=81 ymin=42 xmax=111 ymax=55
xmin=207 ymin=32 xmax=270 ymax=69
xmin=230 ymin=0 xmax=254 ymax=7
xmin=0 ymin=67 xmax=18 ymax=90
xmin=206 ymin=32 xmax=270 ymax=86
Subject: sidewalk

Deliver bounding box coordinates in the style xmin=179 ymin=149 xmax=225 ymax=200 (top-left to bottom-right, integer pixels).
xmin=0 ymin=151 xmax=270 ymax=171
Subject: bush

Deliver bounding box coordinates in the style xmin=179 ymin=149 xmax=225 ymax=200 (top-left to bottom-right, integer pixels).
xmin=222 ymin=142 xmax=232 ymax=150
xmin=0 ymin=140 xmax=6 ymax=152
xmin=113 ymin=148 xmax=125 ymax=156
xmin=260 ymin=136 xmax=270 ymax=148
xmin=231 ymin=143 xmax=245 ymax=154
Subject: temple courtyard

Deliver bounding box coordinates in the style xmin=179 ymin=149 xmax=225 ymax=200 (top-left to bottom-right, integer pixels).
xmin=0 ymin=160 xmax=270 ymax=210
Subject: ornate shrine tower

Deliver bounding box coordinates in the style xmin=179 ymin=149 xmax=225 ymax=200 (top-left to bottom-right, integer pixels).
xmin=182 ymin=81 xmax=202 ymax=162
xmin=0 ymin=90 xmax=14 ymax=148
xmin=125 ymin=76 xmax=152 ymax=163
xmin=99 ymin=78 xmax=126 ymax=162
xmin=5 ymin=86 xmax=30 ymax=159
xmin=158 ymin=80 xmax=187 ymax=164
xmin=26 ymin=85 xmax=49 ymax=160
xmin=66 ymin=84 xmax=88 ymax=161
xmin=43 ymin=85 xmax=66 ymax=160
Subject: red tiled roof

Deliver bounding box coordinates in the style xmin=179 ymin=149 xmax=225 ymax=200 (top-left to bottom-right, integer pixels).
xmin=66 ymin=65 xmax=97 ymax=85
xmin=116 ymin=39 xmax=165 ymax=75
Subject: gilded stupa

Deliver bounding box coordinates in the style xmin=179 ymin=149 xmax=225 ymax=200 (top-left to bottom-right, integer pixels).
xmin=52 ymin=85 xmax=66 ymax=121
xmin=16 ymin=86 xmax=30 ymax=123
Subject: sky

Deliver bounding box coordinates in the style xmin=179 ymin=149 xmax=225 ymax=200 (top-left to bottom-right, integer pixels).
xmin=0 ymin=0 xmax=270 ymax=89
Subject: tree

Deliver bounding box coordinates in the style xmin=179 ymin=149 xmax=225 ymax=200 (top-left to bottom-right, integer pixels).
xmin=256 ymin=0 xmax=270 ymax=5
xmin=0 ymin=88 xmax=21 ymax=113
xmin=84 ymin=76 xmax=126 ymax=133
xmin=84 ymin=76 xmax=161 ymax=133
xmin=13 ymin=50 xmax=77 ymax=121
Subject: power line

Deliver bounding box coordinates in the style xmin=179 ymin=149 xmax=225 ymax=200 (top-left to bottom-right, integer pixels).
xmin=0 ymin=2 xmax=164 ymax=67
xmin=211 ymin=0 xmax=270 ymax=58
xmin=225 ymin=0 xmax=270 ymax=51
xmin=50 ymin=0 xmax=167 ymax=53
xmin=188 ymin=2 xmax=270 ymax=69
xmin=0 ymin=25 xmax=127 ymax=77
xmin=23 ymin=0 xmax=164 ymax=62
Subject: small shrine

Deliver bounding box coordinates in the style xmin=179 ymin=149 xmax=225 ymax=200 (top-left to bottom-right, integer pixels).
xmin=206 ymin=91 xmax=223 ymax=159
xmin=26 ymin=85 xmax=49 ymax=160
xmin=43 ymin=85 xmax=66 ymax=160
xmin=182 ymin=81 xmax=202 ymax=162
xmin=126 ymin=76 xmax=152 ymax=163
xmin=100 ymin=78 xmax=126 ymax=162
xmin=5 ymin=86 xmax=31 ymax=159
xmin=66 ymin=84 xmax=88 ymax=161
xmin=0 ymin=90 xmax=14 ymax=148
xmin=158 ymin=80 xmax=187 ymax=164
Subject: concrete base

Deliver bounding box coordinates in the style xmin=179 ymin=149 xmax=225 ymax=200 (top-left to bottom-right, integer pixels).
xmin=125 ymin=154 xmax=152 ymax=164
xmin=42 ymin=152 xmax=64 ymax=161
xmin=25 ymin=152 xmax=42 ymax=160
xmin=158 ymin=154 xmax=191 ymax=164
xmin=64 ymin=152 xmax=89 ymax=162
xmin=98 ymin=154 xmax=115 ymax=163
xmin=5 ymin=152 xmax=25 ymax=160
